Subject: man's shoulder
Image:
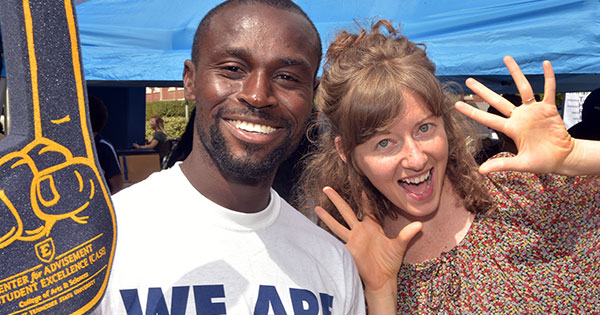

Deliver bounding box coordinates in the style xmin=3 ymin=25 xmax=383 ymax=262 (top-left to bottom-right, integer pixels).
xmin=113 ymin=166 xmax=183 ymax=205
xmin=277 ymin=198 xmax=348 ymax=251
xmin=95 ymin=136 xmax=116 ymax=153
xmin=95 ymin=140 xmax=114 ymax=155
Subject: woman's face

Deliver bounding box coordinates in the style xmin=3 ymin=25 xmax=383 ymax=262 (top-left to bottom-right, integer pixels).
xmin=351 ymin=90 xmax=449 ymax=218
xmin=150 ymin=118 xmax=157 ymax=128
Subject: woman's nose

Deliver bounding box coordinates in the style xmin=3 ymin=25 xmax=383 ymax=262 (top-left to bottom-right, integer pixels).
xmin=400 ymin=139 xmax=427 ymax=171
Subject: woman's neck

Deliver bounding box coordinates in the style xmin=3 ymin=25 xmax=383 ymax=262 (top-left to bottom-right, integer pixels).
xmin=383 ymin=178 xmax=475 ymax=264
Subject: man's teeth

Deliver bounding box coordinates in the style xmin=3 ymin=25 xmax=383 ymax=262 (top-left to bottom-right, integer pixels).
xmin=401 ymin=171 xmax=431 ymax=185
xmin=227 ymin=120 xmax=276 ymax=134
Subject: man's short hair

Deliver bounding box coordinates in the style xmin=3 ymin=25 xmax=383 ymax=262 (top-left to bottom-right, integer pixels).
xmin=88 ymin=95 xmax=108 ymax=133
xmin=191 ymin=0 xmax=322 ymax=76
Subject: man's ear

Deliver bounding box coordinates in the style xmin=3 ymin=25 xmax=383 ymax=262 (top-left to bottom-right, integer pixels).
xmin=183 ymin=60 xmax=196 ymax=102
xmin=334 ymin=136 xmax=347 ymax=163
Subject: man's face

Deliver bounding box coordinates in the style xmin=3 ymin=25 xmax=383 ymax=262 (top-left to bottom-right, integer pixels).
xmin=183 ymin=4 xmax=319 ymax=185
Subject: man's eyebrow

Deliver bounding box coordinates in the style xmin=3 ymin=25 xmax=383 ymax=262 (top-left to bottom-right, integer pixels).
xmin=223 ymin=48 xmax=249 ymax=59
xmin=279 ymin=57 xmax=311 ymax=71
xmin=221 ymin=48 xmax=312 ymax=71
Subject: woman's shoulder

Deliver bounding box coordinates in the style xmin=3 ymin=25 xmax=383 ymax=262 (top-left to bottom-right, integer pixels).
xmin=483 ymin=152 xmax=598 ymax=202
xmin=482 ymin=153 xmax=599 ymax=235
xmin=153 ymin=130 xmax=167 ymax=141
xmin=483 ymin=152 xmax=569 ymax=197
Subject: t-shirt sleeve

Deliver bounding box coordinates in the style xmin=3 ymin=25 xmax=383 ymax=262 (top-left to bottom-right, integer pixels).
xmin=97 ymin=142 xmax=122 ymax=179
xmin=152 ymin=131 xmax=167 ymax=143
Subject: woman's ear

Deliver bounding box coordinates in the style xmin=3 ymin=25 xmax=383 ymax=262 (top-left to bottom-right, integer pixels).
xmin=334 ymin=137 xmax=347 ymax=163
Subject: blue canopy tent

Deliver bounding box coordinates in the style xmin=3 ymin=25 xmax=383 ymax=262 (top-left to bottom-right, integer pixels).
xmin=75 ymin=0 xmax=600 ymax=93
xmin=3 ymin=0 xmax=599 ymax=148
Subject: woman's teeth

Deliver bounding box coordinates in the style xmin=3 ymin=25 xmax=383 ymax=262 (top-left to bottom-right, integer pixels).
xmin=227 ymin=120 xmax=276 ymax=134
xmin=400 ymin=171 xmax=431 ymax=185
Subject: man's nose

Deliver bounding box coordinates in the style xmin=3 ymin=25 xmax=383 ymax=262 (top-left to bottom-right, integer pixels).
xmin=238 ymin=71 xmax=277 ymax=109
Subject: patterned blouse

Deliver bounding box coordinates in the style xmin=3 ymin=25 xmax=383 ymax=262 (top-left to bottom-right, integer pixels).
xmin=397 ymin=169 xmax=600 ymax=314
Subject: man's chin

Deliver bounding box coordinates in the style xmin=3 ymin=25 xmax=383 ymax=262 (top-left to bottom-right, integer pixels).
xmin=203 ymin=122 xmax=293 ymax=185
xmin=216 ymin=157 xmax=277 ymax=185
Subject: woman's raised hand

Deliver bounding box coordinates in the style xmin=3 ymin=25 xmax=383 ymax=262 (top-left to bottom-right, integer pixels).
xmin=315 ymin=187 xmax=422 ymax=313
xmin=455 ymin=56 xmax=579 ymax=175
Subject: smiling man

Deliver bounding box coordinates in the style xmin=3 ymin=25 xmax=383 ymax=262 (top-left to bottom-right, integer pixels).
xmin=91 ymin=1 xmax=365 ymax=314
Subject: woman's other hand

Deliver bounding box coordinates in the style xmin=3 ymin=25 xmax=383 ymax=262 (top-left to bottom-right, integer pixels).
xmin=315 ymin=186 xmax=422 ymax=313
xmin=454 ymin=56 xmax=591 ymax=175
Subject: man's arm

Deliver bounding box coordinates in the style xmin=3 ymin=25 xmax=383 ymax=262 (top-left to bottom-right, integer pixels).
xmin=108 ymin=174 xmax=124 ymax=194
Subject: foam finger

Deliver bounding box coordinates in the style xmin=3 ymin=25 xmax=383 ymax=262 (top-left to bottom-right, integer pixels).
xmin=315 ymin=206 xmax=350 ymax=242
xmin=323 ymin=186 xmax=359 ymax=229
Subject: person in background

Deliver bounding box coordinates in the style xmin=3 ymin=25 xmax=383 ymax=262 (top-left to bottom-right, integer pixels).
xmin=133 ymin=115 xmax=170 ymax=163
xmin=89 ymin=95 xmax=123 ymax=194
xmin=165 ymin=108 xmax=195 ymax=169
xmin=568 ymin=88 xmax=600 ymax=140
xmin=296 ymin=20 xmax=600 ymax=313
xmin=91 ymin=1 xmax=365 ymax=313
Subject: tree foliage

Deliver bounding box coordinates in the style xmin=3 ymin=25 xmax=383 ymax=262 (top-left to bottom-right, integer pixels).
xmin=145 ymin=101 xmax=193 ymax=139
xmin=146 ymin=100 xmax=190 ymax=118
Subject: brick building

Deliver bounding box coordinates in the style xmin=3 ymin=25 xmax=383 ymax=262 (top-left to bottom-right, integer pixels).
xmin=146 ymin=87 xmax=185 ymax=102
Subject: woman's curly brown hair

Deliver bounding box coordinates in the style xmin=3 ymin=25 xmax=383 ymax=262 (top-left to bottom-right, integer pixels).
xmin=294 ymin=20 xmax=495 ymax=225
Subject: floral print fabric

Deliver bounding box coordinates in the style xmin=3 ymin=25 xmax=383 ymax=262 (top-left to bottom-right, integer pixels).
xmin=397 ymin=169 xmax=600 ymax=314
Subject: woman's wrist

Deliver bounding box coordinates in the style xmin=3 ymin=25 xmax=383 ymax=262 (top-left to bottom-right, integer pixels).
xmin=364 ymin=280 xmax=398 ymax=314
xmin=561 ymin=139 xmax=600 ymax=176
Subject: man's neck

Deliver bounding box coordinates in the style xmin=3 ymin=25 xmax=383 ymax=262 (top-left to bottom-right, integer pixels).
xmin=180 ymin=149 xmax=274 ymax=214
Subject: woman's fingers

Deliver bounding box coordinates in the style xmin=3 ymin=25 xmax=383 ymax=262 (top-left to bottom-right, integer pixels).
xmin=542 ymin=60 xmax=556 ymax=104
xmin=478 ymin=156 xmax=523 ymax=174
xmin=455 ymin=101 xmax=507 ymax=132
xmin=323 ymin=186 xmax=360 ymax=229
xmin=465 ymin=78 xmax=515 ymax=117
xmin=396 ymin=221 xmax=422 ymax=245
xmin=315 ymin=206 xmax=351 ymax=242
xmin=503 ymin=56 xmax=535 ymax=103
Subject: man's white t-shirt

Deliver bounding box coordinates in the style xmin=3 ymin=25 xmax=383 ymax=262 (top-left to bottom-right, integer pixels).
xmin=92 ymin=164 xmax=365 ymax=314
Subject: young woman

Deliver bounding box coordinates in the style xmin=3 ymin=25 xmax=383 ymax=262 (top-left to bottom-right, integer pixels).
xmin=133 ymin=116 xmax=167 ymax=150
xmin=133 ymin=116 xmax=169 ymax=163
xmin=297 ymin=20 xmax=600 ymax=313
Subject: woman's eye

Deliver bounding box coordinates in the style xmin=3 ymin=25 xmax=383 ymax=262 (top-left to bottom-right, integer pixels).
xmin=419 ymin=123 xmax=431 ymax=133
xmin=377 ymin=139 xmax=390 ymax=148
